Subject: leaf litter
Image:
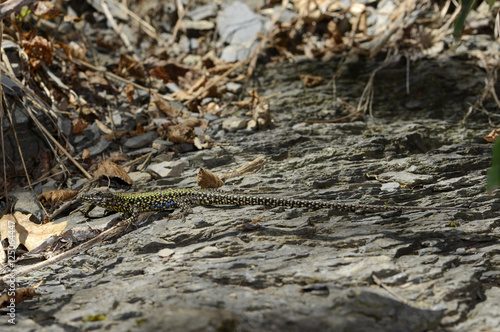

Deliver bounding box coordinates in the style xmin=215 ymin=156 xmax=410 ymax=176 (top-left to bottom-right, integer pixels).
xmin=0 ymin=0 xmax=499 ymax=308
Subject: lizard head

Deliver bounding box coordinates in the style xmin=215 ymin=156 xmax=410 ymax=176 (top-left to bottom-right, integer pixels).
xmin=79 ymin=191 xmax=126 ymax=212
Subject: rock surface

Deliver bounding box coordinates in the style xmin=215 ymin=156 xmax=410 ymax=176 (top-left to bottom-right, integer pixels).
xmin=7 ymin=57 xmax=499 ymax=331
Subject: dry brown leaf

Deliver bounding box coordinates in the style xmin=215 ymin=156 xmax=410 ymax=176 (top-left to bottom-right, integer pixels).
xmin=33 ymin=1 xmax=59 ymax=19
xmin=21 ymin=36 xmax=53 ymax=70
xmin=135 ymin=123 xmax=144 ymax=135
xmin=197 ymin=168 xmax=224 ymax=189
xmin=94 ymin=161 xmax=133 ymax=185
xmin=72 ymin=119 xmax=88 ymax=134
xmin=0 ymin=212 xmax=67 ymax=252
xmin=78 ymin=105 xmax=99 ymax=121
xmin=166 ymin=124 xmax=195 ymax=144
xmin=193 ymin=136 xmax=211 ymax=150
xmin=158 ymin=63 xmax=192 ymax=84
xmin=118 ymin=54 xmax=146 ymax=80
xmin=82 ymin=149 xmax=90 ymax=160
xmin=38 ymin=190 xmax=79 ymax=204
xmin=95 ymin=119 xmax=112 ymax=135
xmin=150 ymin=66 xmax=173 ymax=83
xmin=124 ymin=83 xmax=135 ymax=103
xmin=0 ymin=284 xmax=43 ymax=309
xmin=183 ymin=118 xmax=208 ymax=131
xmin=484 ymin=129 xmax=499 ymax=142
xmin=300 ymin=74 xmax=325 ymax=88
xmin=203 ymin=102 xmax=222 ymax=115
xmin=153 ymin=91 xmax=178 ymax=117
xmin=63 ymin=14 xmax=83 ymax=22
xmin=68 ymin=41 xmax=88 ymax=61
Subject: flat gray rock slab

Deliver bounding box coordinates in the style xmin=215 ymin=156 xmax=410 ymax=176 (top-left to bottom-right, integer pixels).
xmin=8 ymin=57 xmax=499 ymax=331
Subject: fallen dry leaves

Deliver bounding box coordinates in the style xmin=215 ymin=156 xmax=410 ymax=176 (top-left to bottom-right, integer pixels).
xmin=197 ymin=168 xmax=224 ymax=189
xmin=153 ymin=91 xmax=179 ymax=117
xmin=94 ymin=161 xmax=133 ymax=185
xmin=0 ymin=281 xmax=43 ymax=309
xmin=20 ymin=35 xmax=53 ymax=70
xmin=165 ymin=124 xmax=195 ymax=144
xmin=484 ymin=129 xmax=499 ymax=142
xmin=0 ymin=212 xmax=67 ymax=253
xmin=38 ymin=190 xmax=79 ymax=204
xmin=300 ymin=74 xmax=325 ymax=88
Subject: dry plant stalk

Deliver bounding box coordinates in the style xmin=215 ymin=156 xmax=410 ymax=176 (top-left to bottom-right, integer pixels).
xmin=220 ymin=157 xmax=266 ymax=182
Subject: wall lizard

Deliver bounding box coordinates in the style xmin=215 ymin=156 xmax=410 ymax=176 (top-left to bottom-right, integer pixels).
xmin=79 ymin=188 xmax=463 ymax=224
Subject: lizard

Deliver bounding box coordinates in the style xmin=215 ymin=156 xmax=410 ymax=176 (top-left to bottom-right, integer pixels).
xmin=79 ymin=188 xmax=464 ymax=224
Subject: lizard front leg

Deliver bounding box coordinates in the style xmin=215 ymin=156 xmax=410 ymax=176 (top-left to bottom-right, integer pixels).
xmin=169 ymin=197 xmax=193 ymax=221
xmin=121 ymin=207 xmax=140 ymax=224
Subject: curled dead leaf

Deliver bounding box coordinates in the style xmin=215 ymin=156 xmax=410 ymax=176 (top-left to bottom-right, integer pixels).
xmin=153 ymin=91 xmax=178 ymax=117
xmin=21 ymin=36 xmax=53 ymax=70
xmin=0 ymin=285 xmax=42 ymax=308
xmin=33 ymin=1 xmax=59 ymax=19
xmin=68 ymin=41 xmax=88 ymax=61
xmin=484 ymin=129 xmax=499 ymax=143
xmin=183 ymin=118 xmax=208 ymax=131
xmin=38 ymin=190 xmax=79 ymax=204
xmin=72 ymin=119 xmax=88 ymax=134
xmin=63 ymin=14 xmax=83 ymax=23
xmin=118 ymin=54 xmax=146 ymax=80
xmin=124 ymin=83 xmax=135 ymax=103
xmin=300 ymin=74 xmax=325 ymax=88
xmin=150 ymin=66 xmax=173 ymax=83
xmin=78 ymin=105 xmax=99 ymax=121
xmin=194 ymin=136 xmax=211 ymax=150
xmin=197 ymin=168 xmax=224 ymax=189
xmin=95 ymin=119 xmax=112 ymax=135
xmin=82 ymin=149 xmax=90 ymax=160
xmin=94 ymin=161 xmax=133 ymax=185
xmin=166 ymin=124 xmax=195 ymax=144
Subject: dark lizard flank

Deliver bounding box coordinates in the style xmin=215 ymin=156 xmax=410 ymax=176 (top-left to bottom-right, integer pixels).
xmin=79 ymin=188 xmax=463 ymax=224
